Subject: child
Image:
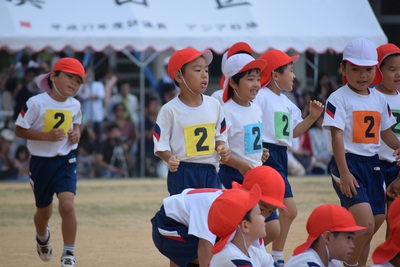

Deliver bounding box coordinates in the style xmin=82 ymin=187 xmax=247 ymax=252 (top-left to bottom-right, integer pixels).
xmin=322 ymin=38 xmax=400 ymax=267
xmin=153 ymin=48 xmax=230 ymax=195
xmin=208 ymin=184 xmax=275 ymax=266
xmin=151 ymin=164 xmax=286 ymax=267
xmin=375 ymin=43 xmax=400 ymax=236
xmin=13 ymin=145 xmax=30 ymax=181
xmin=285 ymin=204 xmax=367 ymax=267
xmin=14 ymin=57 xmax=84 ymax=267
xmin=253 ymin=49 xmax=324 ymax=266
xmin=371 ymin=197 xmax=400 ymax=267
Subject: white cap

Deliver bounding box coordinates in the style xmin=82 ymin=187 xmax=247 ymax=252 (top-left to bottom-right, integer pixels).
xmin=343 ymin=38 xmax=378 ymax=66
xmin=0 ymin=128 xmax=14 ymax=142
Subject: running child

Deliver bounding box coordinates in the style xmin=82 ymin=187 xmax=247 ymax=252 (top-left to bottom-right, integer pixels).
xmin=153 ymin=48 xmax=230 ymax=195
xmin=375 ymin=43 xmax=400 ymax=237
xmin=14 ymin=57 xmax=84 ymax=267
xmin=253 ymin=49 xmax=324 ymax=266
xmin=322 ymin=38 xmax=400 ymax=267
xmin=285 ymin=204 xmax=366 ymax=267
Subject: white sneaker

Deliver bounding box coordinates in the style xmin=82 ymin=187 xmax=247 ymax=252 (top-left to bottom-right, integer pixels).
xmin=36 ymin=226 xmax=52 ymax=262
xmin=61 ymin=251 xmax=76 ymax=267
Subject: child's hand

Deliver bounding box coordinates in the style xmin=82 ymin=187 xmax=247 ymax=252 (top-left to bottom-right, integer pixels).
xmin=309 ymin=100 xmax=324 ymax=119
xmin=68 ymin=129 xmax=81 ymax=144
xmin=261 ymin=148 xmax=270 ymax=163
xmin=339 ymin=171 xmax=359 ymax=198
xmin=217 ymin=145 xmax=230 ymax=163
xmin=47 ymin=128 xmax=66 ymax=141
xmin=387 ymin=177 xmax=400 ymax=199
xmin=168 ymin=155 xmax=180 ymax=172
xmin=393 ymin=149 xmax=400 ymax=164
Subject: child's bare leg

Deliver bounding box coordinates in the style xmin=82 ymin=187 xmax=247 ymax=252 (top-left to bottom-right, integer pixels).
xmin=58 ymin=192 xmax=76 ymax=245
xmin=170 ymin=260 xmax=179 ymax=267
xmin=34 ymin=204 xmax=53 ymax=235
xmin=272 ymin=197 xmax=297 ymax=258
xmin=263 ymin=219 xmax=280 ymax=246
xmin=385 ymin=200 xmax=393 ymax=239
xmin=346 ymin=203 xmax=375 ymax=266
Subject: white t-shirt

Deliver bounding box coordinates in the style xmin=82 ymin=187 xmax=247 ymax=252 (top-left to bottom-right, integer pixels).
xmin=322 ymin=85 xmax=395 ymax=156
xmin=209 ymin=242 xmax=274 ymax=267
xmin=253 ymin=87 xmax=302 ymax=147
xmin=77 ymin=81 xmax=105 ymax=123
xmin=211 ymin=89 xmax=224 ymax=106
xmin=285 ymin=248 xmax=342 ymax=267
xmin=162 ymin=188 xmax=223 ymax=244
xmin=154 ymin=95 xmax=227 ymax=168
xmin=15 ymin=92 xmax=82 ymax=157
xmin=375 ymin=88 xmax=400 ymax=162
xmin=223 ymin=99 xmax=263 ymax=168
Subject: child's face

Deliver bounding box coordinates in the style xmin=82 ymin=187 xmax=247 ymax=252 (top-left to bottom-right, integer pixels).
xmin=179 ymin=56 xmax=209 ymax=95
xmin=341 ymin=62 xmax=376 ymax=94
xmin=327 ymin=232 xmax=355 ymax=262
xmin=380 ymin=55 xmax=400 ymax=92
xmin=275 ymin=63 xmax=296 ymax=92
xmin=52 ymin=72 xmax=83 ymax=98
xmin=258 ymin=201 xmax=277 ymax=218
xmin=245 ymin=204 xmax=267 ymax=240
xmin=231 ymin=69 xmax=261 ymax=105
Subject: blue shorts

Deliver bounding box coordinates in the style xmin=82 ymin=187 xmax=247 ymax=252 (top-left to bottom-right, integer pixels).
xmin=151 ymin=206 xmax=199 ymax=266
xmin=265 ymin=210 xmax=279 ymax=222
xmin=30 ymin=153 xmax=77 ymax=208
xmin=167 ymin=162 xmax=221 ymax=195
xmin=262 ymin=143 xmax=293 ymax=198
xmin=218 ymin=164 xmax=244 ymax=189
xmin=379 ymin=160 xmax=400 ymax=202
xmin=331 ymin=153 xmax=385 ymax=215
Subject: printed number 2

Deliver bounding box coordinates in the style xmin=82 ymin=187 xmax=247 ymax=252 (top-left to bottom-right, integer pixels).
xmin=364 ymin=116 xmax=375 ymax=138
xmin=392 ymin=111 xmax=400 ymax=135
xmin=195 ymin=127 xmax=209 ymax=152
xmin=282 ymin=114 xmax=289 ymax=137
xmin=53 ymin=113 xmax=65 ymax=129
xmin=252 ymin=127 xmax=261 ymax=150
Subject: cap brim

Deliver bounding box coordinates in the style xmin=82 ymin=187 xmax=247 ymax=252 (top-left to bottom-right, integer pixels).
xmin=293 ymin=235 xmax=318 ymax=256
xmin=211 ymin=229 xmax=236 ymax=254
xmin=222 ymin=79 xmax=230 ymax=102
xmin=201 ymin=50 xmax=213 ymax=66
xmin=344 ymin=58 xmax=378 ymax=67
xmin=372 ymin=238 xmax=400 ymax=264
xmin=260 ymin=196 xmax=287 ymax=211
xmin=36 ymin=73 xmax=52 ymax=93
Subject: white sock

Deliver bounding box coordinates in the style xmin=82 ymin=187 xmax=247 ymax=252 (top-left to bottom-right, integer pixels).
xmin=271 ymin=250 xmax=284 ymax=262
xmin=36 ymin=229 xmax=49 ymax=243
xmin=63 ymin=245 xmax=75 ymax=255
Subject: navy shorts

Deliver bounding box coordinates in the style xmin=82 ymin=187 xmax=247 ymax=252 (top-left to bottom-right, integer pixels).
xmin=380 ymin=160 xmax=400 ymax=202
xmin=331 ymin=153 xmax=385 ymax=215
xmin=262 ymin=142 xmax=293 ymax=198
xmin=167 ymin=162 xmax=221 ymax=195
xmin=30 ymin=153 xmax=77 ymax=208
xmin=218 ymin=164 xmax=244 ymax=189
xmin=151 ymin=206 xmax=199 ymax=266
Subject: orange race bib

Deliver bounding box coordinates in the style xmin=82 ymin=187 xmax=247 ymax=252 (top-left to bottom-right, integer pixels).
xmin=352 ymin=111 xmax=380 ymax=144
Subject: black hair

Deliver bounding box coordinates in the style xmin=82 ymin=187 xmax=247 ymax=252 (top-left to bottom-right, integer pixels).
xmin=145 ymin=93 xmax=161 ymax=108
xmin=226 ymin=68 xmax=260 ymax=100
xmin=112 ymin=102 xmax=125 ymax=113
xmin=117 ymin=79 xmax=130 ymax=92
xmin=274 ymin=62 xmax=292 ymax=74
xmin=242 ymin=207 xmax=253 ymax=222
xmin=380 ymin=53 xmax=400 ymax=69
xmin=14 ymin=145 xmax=30 ymax=160
xmin=46 ymin=70 xmax=61 ymax=90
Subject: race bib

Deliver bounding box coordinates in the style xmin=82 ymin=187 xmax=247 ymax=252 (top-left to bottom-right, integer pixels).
xmin=244 ymin=123 xmax=263 ymax=154
xmin=43 ymin=109 xmax=72 ymax=135
xmin=184 ymin=123 xmax=215 ymax=157
xmin=274 ymin=112 xmax=290 ymax=140
xmin=352 ymin=110 xmax=380 ymax=144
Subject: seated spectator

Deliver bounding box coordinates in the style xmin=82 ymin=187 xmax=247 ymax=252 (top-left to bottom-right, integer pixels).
xmin=13 ymin=145 xmax=30 ymax=181
xmin=76 ymin=142 xmax=95 ymax=179
xmin=0 ymin=128 xmax=18 ymax=180
xmin=94 ymin=123 xmax=130 ymax=178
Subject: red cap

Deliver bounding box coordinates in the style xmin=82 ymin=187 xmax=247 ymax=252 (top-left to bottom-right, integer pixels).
xmin=293 ymin=204 xmax=367 ymax=256
xmin=372 ymin=219 xmax=400 ymax=264
xmin=240 ymin=166 xmax=287 ymax=210
xmin=222 ymin=54 xmax=267 ymax=102
xmin=36 ymin=57 xmax=85 ymax=93
xmin=227 ymin=42 xmax=252 ymax=58
xmin=167 ymin=48 xmax=213 ymax=80
xmin=377 ymin=43 xmax=400 ymax=67
xmin=208 ymin=185 xmax=262 ymax=254
xmin=387 ymin=196 xmax=400 ymax=227
xmin=342 ymin=38 xmax=382 ymax=85
xmin=259 ymin=49 xmax=299 ymax=87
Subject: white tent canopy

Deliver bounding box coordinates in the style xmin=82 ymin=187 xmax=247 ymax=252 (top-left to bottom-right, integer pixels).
xmin=0 ymin=0 xmax=387 ymax=54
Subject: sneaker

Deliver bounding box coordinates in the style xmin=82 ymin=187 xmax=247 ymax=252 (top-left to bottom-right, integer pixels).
xmin=36 ymin=226 xmax=52 ymax=262
xmin=274 ymin=259 xmax=285 ymax=267
xmin=61 ymin=251 xmax=76 ymax=267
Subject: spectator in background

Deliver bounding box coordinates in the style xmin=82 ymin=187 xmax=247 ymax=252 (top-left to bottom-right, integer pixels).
xmin=315 ymin=72 xmax=337 ymax=104
xmin=156 ymin=56 xmax=175 ymax=100
xmin=76 ymin=142 xmax=95 ymax=179
xmin=13 ymin=67 xmax=39 ymax=121
xmin=102 ymin=68 xmax=118 ymax=107
xmin=308 ymin=115 xmax=332 ymax=174
xmin=106 ymin=80 xmax=139 ymax=127
xmin=0 ymin=73 xmax=14 ymax=128
xmin=77 ymin=68 xmax=105 ymax=147
xmin=159 ymin=82 xmax=178 ymax=104
xmin=0 ymin=128 xmax=18 ymax=180
xmin=13 ymin=145 xmax=30 ymax=181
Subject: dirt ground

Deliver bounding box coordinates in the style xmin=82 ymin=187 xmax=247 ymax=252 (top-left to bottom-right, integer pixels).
xmin=0 ymin=176 xmax=386 ymax=266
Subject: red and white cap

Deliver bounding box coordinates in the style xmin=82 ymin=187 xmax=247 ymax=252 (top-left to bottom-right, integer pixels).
xmin=222 ymin=54 xmax=267 ymax=102
xmin=293 ymin=204 xmax=367 ymax=256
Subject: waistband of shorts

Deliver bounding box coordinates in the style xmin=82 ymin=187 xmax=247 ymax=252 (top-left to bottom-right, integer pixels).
xmin=345 ymin=153 xmax=379 ymax=162
xmin=179 ymin=161 xmax=215 ymax=169
xmin=31 ymin=152 xmax=73 ymax=160
xmin=262 ymin=142 xmax=287 ymax=152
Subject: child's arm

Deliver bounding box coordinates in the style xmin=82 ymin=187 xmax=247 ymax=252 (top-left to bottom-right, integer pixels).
xmin=330 ymin=126 xmax=359 ymax=198
xmin=381 ymin=128 xmax=400 ymax=161
xmin=293 ymin=100 xmax=324 ymax=138
xmin=68 ymin=124 xmax=81 ymax=144
xmin=197 ymin=238 xmax=213 ymax=267
xmin=15 ymin=125 xmax=66 ymax=141
xmin=216 ymin=140 xmax=230 ymax=163
xmin=155 ymin=151 xmax=180 ymax=172
xmin=223 ymin=156 xmax=254 ymax=176
xmin=387 ymin=173 xmax=400 ymax=199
